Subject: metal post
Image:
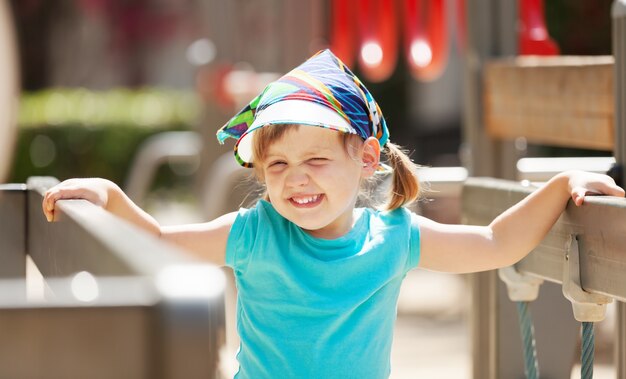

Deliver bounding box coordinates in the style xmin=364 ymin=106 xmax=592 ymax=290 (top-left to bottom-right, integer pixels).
xmin=612 ymin=1 xmax=626 ymax=377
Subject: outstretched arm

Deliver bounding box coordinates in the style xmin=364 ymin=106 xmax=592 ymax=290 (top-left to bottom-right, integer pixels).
xmin=417 ymin=171 xmax=625 ymax=273
xmin=42 ymin=178 xmax=234 ymax=266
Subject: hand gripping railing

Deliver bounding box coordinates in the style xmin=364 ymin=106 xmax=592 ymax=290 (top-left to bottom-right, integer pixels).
xmin=0 ymin=177 xmax=226 ymax=379
xmin=464 ymin=177 xmax=626 ymax=379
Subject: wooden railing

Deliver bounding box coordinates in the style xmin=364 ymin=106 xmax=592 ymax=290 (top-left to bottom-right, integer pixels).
xmin=0 ymin=177 xmax=225 ymax=379
xmin=464 ymin=178 xmax=626 ymax=302
xmin=463 ymin=1 xmax=626 ymax=378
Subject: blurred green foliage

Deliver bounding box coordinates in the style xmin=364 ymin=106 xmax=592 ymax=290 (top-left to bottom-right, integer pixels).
xmin=11 ymin=87 xmax=199 ymax=186
xmin=18 ymin=87 xmax=200 ymax=128
xmin=10 ymin=124 xmax=190 ymax=186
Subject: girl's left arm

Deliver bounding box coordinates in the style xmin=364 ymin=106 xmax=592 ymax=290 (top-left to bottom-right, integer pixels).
xmin=417 ymin=170 xmax=625 ymax=274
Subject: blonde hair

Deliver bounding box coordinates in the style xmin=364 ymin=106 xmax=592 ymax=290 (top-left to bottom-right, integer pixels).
xmin=381 ymin=142 xmax=421 ymax=210
xmin=251 ymin=124 xmax=421 ymax=210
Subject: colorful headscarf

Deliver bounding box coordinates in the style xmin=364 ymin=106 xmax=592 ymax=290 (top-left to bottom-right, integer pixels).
xmin=216 ymin=49 xmax=389 ymax=168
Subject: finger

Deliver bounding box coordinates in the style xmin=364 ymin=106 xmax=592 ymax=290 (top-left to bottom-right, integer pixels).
xmin=572 ymin=188 xmax=586 ymax=207
xmin=42 ymin=188 xmax=71 ymax=221
xmin=591 ymin=182 xmax=625 ymax=198
xmin=42 ymin=192 xmax=51 ymax=221
xmin=42 ymin=191 xmax=58 ymax=222
xmin=46 ymin=209 xmax=54 ymax=222
xmin=609 ymin=184 xmax=625 ymax=197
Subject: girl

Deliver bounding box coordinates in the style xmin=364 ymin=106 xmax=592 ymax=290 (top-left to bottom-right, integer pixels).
xmin=42 ymin=50 xmax=624 ymax=379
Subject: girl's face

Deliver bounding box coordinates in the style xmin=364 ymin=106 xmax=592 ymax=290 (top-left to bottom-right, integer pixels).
xmin=260 ymin=126 xmax=377 ymax=239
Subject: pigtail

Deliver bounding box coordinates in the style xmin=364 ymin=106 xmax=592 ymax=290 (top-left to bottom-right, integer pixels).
xmin=382 ymin=142 xmax=421 ymax=210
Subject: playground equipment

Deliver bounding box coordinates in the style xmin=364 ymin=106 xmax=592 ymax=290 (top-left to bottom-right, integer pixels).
xmin=329 ymin=0 xmax=452 ymax=82
xmin=463 ymin=0 xmax=626 ymax=378
xmin=356 ymin=0 xmax=398 ymax=82
xmin=0 ymin=1 xmax=18 ymax=183
xmin=0 ymin=178 xmax=226 ymax=378
xmin=332 ymin=0 xmax=556 ymax=83
xmin=464 ymin=179 xmax=625 ymax=378
xmin=518 ymin=0 xmax=559 ymax=55
xmin=404 ymin=0 xmax=449 ymax=81
xmin=329 ymin=0 xmax=357 ymax=67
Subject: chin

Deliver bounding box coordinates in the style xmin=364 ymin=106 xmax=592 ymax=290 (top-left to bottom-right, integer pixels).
xmin=288 ymin=217 xmax=328 ymax=231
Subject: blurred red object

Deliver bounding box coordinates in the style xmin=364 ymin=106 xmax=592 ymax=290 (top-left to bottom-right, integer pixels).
xmin=329 ymin=0 xmax=357 ymax=67
xmin=357 ymin=0 xmax=398 ymax=82
xmin=455 ymin=0 xmax=466 ymax=53
xmin=518 ymin=0 xmax=559 ymax=55
xmin=404 ymin=0 xmax=448 ymax=81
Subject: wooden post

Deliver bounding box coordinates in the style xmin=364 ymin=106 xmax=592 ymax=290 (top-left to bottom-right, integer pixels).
xmin=465 ymin=1 xmax=510 ymax=378
xmin=0 ymin=184 xmax=26 ymax=279
xmin=612 ymin=1 xmax=626 ymax=377
xmin=464 ymin=1 xmax=518 ymax=378
xmin=0 ymin=178 xmax=226 ymax=378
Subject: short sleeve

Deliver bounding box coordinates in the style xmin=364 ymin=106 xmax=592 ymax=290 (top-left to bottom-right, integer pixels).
xmin=406 ymin=210 xmax=421 ymax=271
xmin=224 ymin=206 xmax=257 ymax=271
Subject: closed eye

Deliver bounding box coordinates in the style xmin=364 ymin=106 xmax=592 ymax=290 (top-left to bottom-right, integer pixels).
xmin=308 ymin=157 xmax=330 ymax=165
xmin=267 ymin=160 xmax=287 ymax=168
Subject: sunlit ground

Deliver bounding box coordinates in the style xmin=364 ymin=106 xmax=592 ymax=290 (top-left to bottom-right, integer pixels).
xmin=391 ymin=270 xmax=470 ymax=379
xmin=392 ymin=271 xmax=616 ymax=379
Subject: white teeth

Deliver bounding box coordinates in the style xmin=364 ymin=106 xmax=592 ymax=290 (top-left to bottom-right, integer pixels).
xmin=292 ymin=195 xmax=320 ymax=204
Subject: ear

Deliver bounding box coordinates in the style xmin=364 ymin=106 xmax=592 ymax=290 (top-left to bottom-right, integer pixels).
xmin=360 ymin=137 xmax=380 ymax=178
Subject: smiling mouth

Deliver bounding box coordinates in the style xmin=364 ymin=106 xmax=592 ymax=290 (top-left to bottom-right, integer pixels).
xmin=289 ymin=194 xmax=323 ymax=207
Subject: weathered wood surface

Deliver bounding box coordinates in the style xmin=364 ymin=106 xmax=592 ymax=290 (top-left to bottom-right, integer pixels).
xmin=0 ymin=178 xmax=226 ymax=378
xmin=463 ymin=177 xmax=626 ymax=302
xmin=484 ymin=56 xmax=615 ymax=150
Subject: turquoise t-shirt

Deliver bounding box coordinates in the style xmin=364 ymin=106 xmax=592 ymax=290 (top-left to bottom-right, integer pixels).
xmin=225 ymin=200 xmax=421 ymax=379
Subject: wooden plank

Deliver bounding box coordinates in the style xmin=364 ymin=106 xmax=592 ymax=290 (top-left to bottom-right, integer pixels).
xmin=618 ymin=302 xmax=626 ymax=379
xmin=26 ymin=177 xmax=194 ymax=277
xmin=462 ymin=177 xmax=626 ymax=301
xmin=613 ymin=4 xmax=626 ymax=377
xmin=0 ymin=176 xmax=227 ymax=378
xmin=0 ymin=184 xmax=26 ymax=278
xmin=0 ymin=306 xmax=152 ymax=379
xmin=484 ymin=56 xmax=615 ymax=150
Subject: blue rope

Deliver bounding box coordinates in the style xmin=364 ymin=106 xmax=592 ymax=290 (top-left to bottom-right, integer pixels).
xmin=581 ymin=322 xmax=595 ymax=379
xmin=516 ymin=301 xmax=539 ymax=379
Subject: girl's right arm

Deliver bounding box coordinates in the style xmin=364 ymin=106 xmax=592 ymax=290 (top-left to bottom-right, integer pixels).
xmin=42 ymin=178 xmax=235 ymax=266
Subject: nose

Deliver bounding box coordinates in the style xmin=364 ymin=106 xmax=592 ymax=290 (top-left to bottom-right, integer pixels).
xmin=285 ymin=167 xmax=309 ymax=188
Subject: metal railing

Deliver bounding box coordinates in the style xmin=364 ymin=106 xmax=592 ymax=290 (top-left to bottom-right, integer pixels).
xmin=0 ymin=177 xmax=225 ymax=379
